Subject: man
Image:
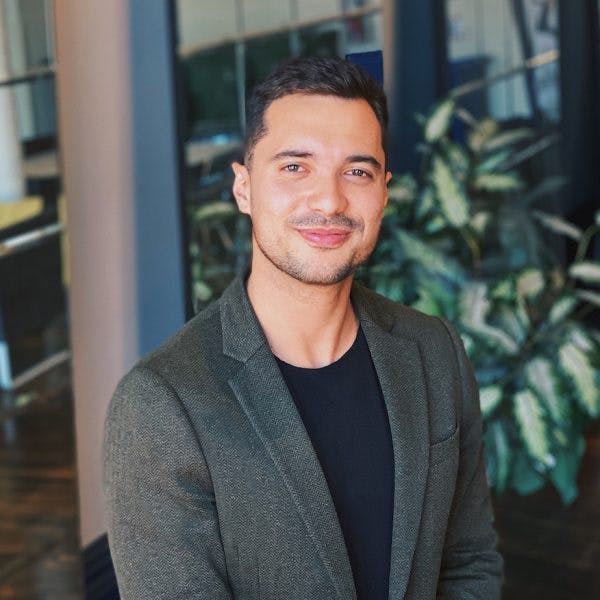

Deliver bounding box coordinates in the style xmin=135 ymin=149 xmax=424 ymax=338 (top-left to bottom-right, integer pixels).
xmin=104 ymin=56 xmax=503 ymax=599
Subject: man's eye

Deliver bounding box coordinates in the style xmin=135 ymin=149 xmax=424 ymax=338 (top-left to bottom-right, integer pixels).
xmin=283 ymin=164 xmax=302 ymax=172
xmin=350 ymin=168 xmax=369 ymax=177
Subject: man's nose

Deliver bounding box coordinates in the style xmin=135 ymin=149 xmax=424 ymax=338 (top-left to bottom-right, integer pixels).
xmin=306 ymin=175 xmax=348 ymax=215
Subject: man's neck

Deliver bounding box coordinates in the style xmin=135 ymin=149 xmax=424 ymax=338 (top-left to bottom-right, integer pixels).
xmin=246 ymin=263 xmax=358 ymax=369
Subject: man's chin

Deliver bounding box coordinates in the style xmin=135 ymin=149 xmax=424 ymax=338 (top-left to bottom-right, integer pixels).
xmin=276 ymin=258 xmax=361 ymax=286
xmin=254 ymin=239 xmax=369 ymax=285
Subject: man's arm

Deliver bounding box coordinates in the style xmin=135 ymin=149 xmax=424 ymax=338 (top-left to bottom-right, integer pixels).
xmin=103 ymin=365 xmax=233 ymax=600
xmin=437 ymin=320 xmax=504 ymax=599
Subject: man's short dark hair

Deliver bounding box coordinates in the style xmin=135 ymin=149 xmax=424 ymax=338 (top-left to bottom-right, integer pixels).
xmin=244 ymin=55 xmax=388 ymax=165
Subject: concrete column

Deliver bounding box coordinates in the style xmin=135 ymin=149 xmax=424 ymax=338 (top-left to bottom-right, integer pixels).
xmin=54 ymin=0 xmax=137 ymax=546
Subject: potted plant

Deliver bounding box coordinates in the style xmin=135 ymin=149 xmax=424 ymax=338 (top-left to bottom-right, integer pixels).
xmin=360 ymin=99 xmax=600 ymax=503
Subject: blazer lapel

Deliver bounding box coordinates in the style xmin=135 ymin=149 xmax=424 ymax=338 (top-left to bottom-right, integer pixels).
xmin=220 ymin=278 xmax=356 ymax=600
xmin=354 ymin=287 xmax=430 ymax=600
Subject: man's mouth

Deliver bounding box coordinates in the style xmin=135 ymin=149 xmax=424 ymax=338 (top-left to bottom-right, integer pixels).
xmin=296 ymin=228 xmax=352 ymax=248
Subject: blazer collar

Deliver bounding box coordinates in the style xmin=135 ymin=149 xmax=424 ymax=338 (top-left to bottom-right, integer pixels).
xmin=220 ymin=276 xmax=429 ymax=599
xmin=352 ymin=284 xmax=430 ymax=598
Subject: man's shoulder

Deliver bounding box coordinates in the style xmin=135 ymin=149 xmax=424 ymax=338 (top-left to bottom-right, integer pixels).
xmin=124 ymin=296 xmax=231 ymax=394
xmin=353 ymin=282 xmax=454 ymax=345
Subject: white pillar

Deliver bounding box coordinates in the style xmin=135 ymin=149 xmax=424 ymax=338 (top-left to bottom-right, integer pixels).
xmin=0 ymin=2 xmax=25 ymax=202
xmin=54 ymin=0 xmax=138 ymax=546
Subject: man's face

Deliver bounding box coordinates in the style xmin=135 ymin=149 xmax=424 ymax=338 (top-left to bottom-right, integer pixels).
xmin=232 ymin=93 xmax=391 ymax=285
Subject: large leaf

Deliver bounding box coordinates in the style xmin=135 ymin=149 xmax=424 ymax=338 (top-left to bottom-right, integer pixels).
xmin=468 ymin=118 xmax=499 ymax=153
xmin=533 ymin=210 xmax=583 ymax=241
xmin=549 ymin=439 xmax=585 ymax=505
xmin=193 ymin=201 xmax=236 ymax=222
xmin=472 ymin=172 xmax=525 ymax=192
xmin=559 ymin=342 xmax=600 ymax=417
xmin=576 ymin=289 xmax=600 ymax=309
xmin=475 ymin=149 xmax=511 ymax=174
xmin=415 ymin=186 xmax=435 ymax=219
xmin=569 ymin=261 xmax=600 ymax=285
xmin=483 ymin=128 xmax=534 ymax=152
xmin=548 ymin=295 xmax=578 ymax=324
xmin=497 ymin=306 xmax=527 ymax=345
xmin=510 ymin=451 xmax=546 ymax=495
xmin=431 ymin=156 xmax=470 ymax=227
xmin=387 ymin=173 xmax=417 ymax=203
xmin=412 ymin=287 xmax=443 ymax=317
xmin=513 ymin=389 xmax=553 ymax=466
xmin=425 ymin=99 xmax=455 ymax=143
xmin=525 ymin=358 xmax=567 ymax=424
xmin=444 ymin=142 xmax=470 ymax=178
xmin=516 ymin=268 xmax=545 ymax=300
xmin=394 ymin=229 xmax=465 ymax=283
xmin=459 ymin=284 xmax=520 ymax=355
xmin=480 ymin=386 xmax=503 ymax=417
xmin=485 ymin=421 xmax=512 ymax=493
xmin=470 ymin=211 xmax=491 ymax=235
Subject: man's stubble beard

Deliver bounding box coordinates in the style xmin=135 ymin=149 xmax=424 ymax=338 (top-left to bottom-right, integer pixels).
xmin=252 ymin=228 xmax=377 ymax=286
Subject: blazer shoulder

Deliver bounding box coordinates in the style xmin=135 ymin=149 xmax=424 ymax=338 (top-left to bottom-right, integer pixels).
xmin=118 ymin=297 xmax=235 ymax=401
xmin=355 ymin=283 xmax=455 ymax=347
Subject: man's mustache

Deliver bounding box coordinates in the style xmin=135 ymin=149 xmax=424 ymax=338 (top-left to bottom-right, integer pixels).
xmin=287 ymin=214 xmax=363 ymax=230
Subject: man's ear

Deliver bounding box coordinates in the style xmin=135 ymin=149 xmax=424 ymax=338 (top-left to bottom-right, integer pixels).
xmin=383 ymin=170 xmax=393 ymax=207
xmin=231 ymin=161 xmax=251 ymax=215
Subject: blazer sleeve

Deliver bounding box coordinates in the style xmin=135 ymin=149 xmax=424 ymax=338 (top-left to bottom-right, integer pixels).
xmin=436 ymin=320 xmax=504 ymax=599
xmin=103 ymin=365 xmax=234 ymax=600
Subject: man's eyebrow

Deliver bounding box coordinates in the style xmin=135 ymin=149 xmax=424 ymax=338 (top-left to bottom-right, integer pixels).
xmin=270 ymin=149 xmax=314 ymax=161
xmin=346 ymin=155 xmax=383 ymax=171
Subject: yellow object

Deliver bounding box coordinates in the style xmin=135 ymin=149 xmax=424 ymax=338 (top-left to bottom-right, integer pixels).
xmin=0 ymin=196 xmax=43 ymax=230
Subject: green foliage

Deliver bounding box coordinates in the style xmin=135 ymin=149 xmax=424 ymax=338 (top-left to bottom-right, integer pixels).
xmin=361 ymin=100 xmax=600 ymax=503
xmin=187 ymin=96 xmax=600 ymax=505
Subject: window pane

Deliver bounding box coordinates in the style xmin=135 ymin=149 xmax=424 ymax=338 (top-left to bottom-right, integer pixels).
xmin=173 ymin=1 xmax=384 ymax=311
xmin=176 ymin=0 xmax=238 ymax=48
xmin=245 ymin=33 xmax=291 ymax=93
xmin=242 ymin=0 xmax=292 ymax=33
xmin=447 ymin=0 xmax=560 ymax=123
xmin=184 ymin=44 xmax=240 ymax=138
xmin=296 ymin=0 xmax=341 ymax=21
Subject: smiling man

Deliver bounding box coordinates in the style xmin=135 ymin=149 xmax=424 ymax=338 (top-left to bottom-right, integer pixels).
xmin=104 ymin=56 xmax=502 ymax=599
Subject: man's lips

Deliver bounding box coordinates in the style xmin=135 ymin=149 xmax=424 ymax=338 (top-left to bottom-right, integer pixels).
xmin=296 ymin=228 xmax=352 ymax=248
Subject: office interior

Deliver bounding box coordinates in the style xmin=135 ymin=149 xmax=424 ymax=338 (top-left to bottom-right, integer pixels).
xmin=0 ymin=0 xmax=599 ymax=598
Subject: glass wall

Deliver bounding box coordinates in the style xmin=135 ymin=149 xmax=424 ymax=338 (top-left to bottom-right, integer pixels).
xmin=445 ymin=0 xmax=563 ymax=265
xmin=0 ymin=0 xmax=66 ymax=389
xmin=173 ymin=0 xmax=383 ymax=312
xmin=446 ymin=0 xmax=560 ymax=123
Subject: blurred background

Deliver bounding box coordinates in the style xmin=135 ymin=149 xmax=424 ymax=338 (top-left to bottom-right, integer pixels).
xmin=0 ymin=1 xmax=598 ymax=598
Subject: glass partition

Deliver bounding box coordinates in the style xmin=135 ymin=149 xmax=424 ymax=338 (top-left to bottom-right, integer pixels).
xmin=446 ymin=0 xmax=560 ymax=123
xmin=173 ymin=0 xmax=383 ymax=313
xmin=0 ymin=0 xmax=66 ymax=390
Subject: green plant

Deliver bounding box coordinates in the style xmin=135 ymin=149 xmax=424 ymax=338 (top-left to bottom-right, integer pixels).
xmin=188 ymin=98 xmax=600 ymax=504
xmin=360 ymin=99 xmax=600 ymax=503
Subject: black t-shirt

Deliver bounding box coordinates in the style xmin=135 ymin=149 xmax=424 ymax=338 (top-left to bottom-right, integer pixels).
xmin=275 ymin=327 xmax=394 ymax=600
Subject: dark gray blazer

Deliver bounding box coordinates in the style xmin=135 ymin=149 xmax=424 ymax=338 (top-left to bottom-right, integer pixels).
xmin=103 ymin=276 xmax=503 ymax=599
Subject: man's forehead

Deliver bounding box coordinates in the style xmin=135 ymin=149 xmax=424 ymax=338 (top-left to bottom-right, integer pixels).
xmin=259 ymin=93 xmax=385 ymax=151
xmin=264 ymin=92 xmax=377 ymax=118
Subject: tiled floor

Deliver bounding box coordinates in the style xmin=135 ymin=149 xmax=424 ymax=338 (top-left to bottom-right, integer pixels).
xmin=0 ymin=365 xmax=83 ymax=599
xmin=1 ymin=362 xmax=599 ymax=599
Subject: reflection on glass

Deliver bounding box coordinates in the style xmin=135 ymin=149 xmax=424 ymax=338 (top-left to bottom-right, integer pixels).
xmin=446 ymin=0 xmax=560 ymax=123
xmin=174 ymin=1 xmax=383 ymax=312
